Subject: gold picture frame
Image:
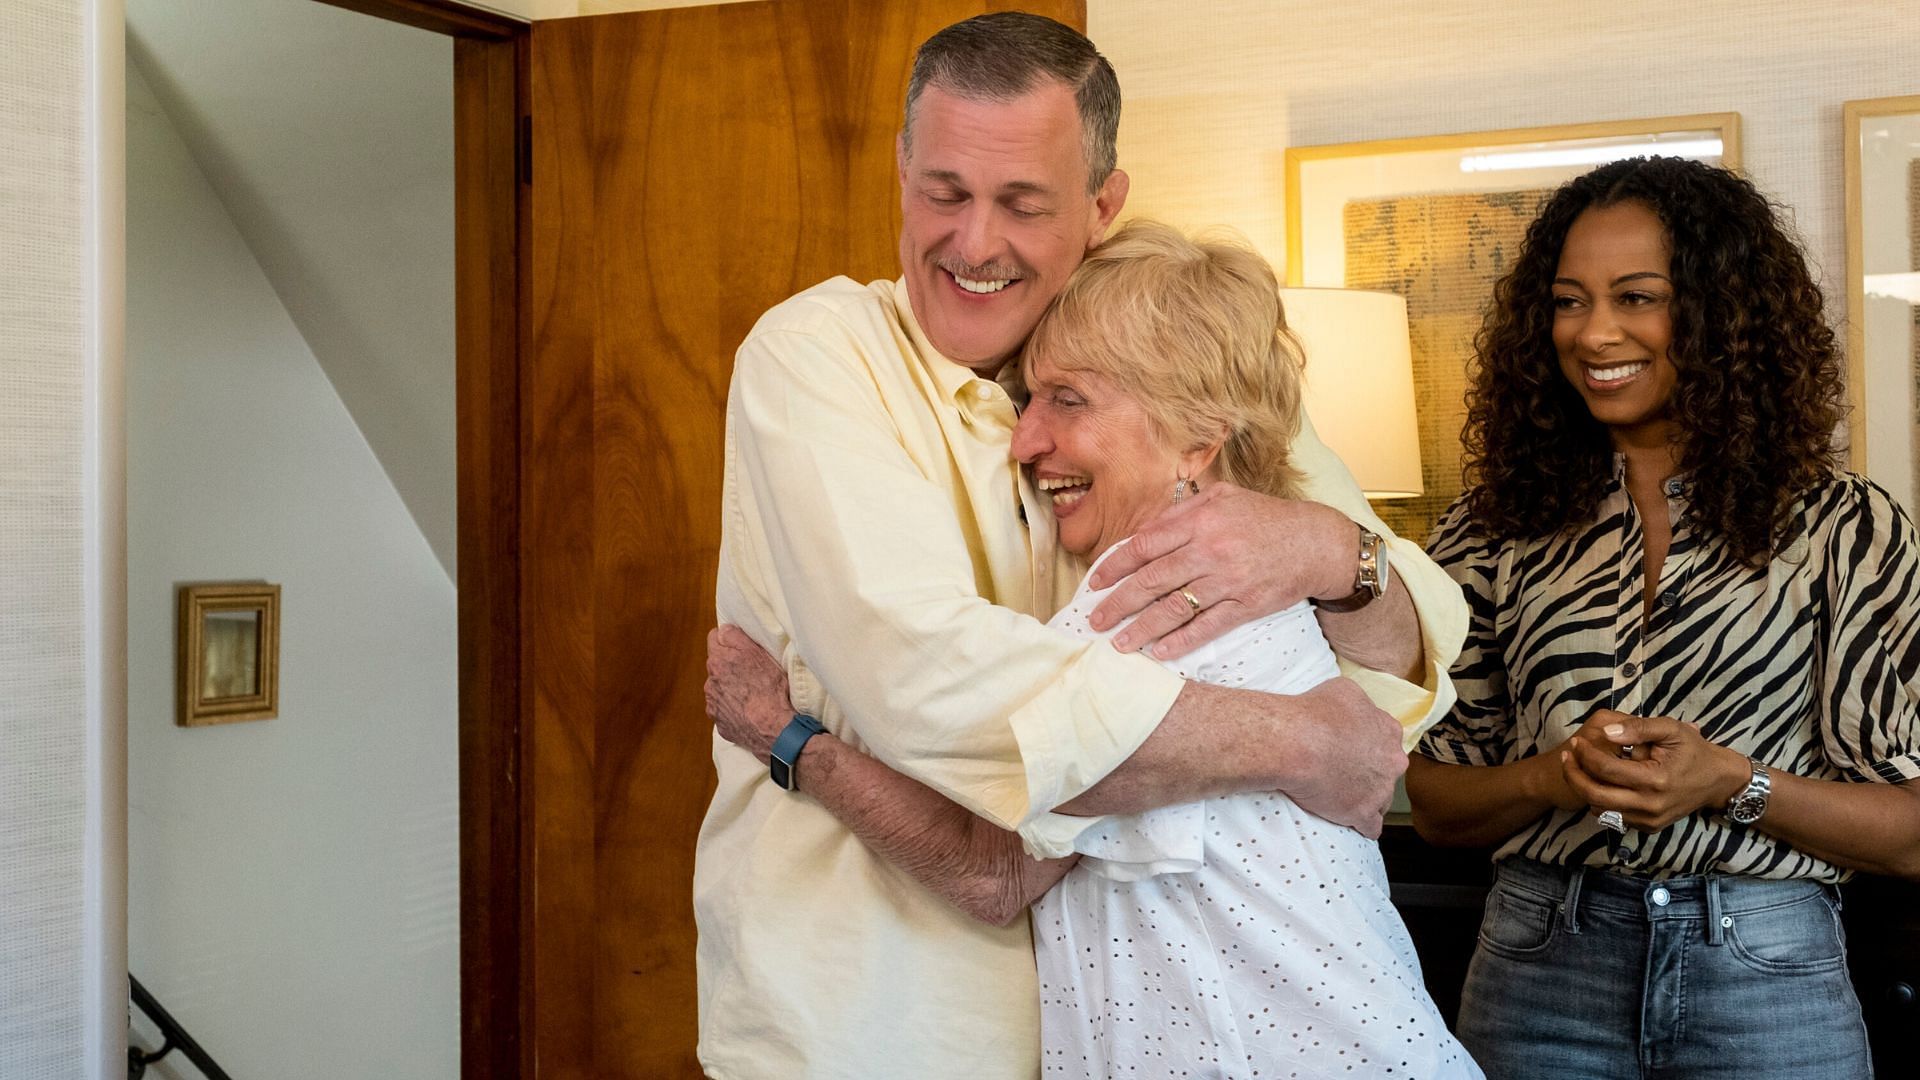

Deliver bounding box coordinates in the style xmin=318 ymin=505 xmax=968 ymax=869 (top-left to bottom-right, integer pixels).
xmin=1283 ymin=114 xmax=1742 ymax=543
xmin=1842 ymin=94 xmax=1920 ymax=498
xmin=177 ymin=582 xmax=281 ymax=726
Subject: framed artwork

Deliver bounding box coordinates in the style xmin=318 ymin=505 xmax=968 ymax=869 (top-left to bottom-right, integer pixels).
xmin=177 ymin=582 xmax=281 ymax=726
xmin=1285 ymin=114 xmax=1741 ymax=544
xmin=1843 ymin=95 xmax=1920 ymax=509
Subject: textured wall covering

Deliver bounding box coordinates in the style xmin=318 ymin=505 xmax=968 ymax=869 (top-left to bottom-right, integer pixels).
xmin=1 ymin=0 xmax=91 ymax=1074
xmin=1091 ymin=0 xmax=1920 ymax=502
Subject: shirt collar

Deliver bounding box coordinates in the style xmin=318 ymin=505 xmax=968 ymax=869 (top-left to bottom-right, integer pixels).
xmin=1608 ymin=451 xmax=1693 ymax=500
xmin=891 ymin=277 xmax=1021 ymax=407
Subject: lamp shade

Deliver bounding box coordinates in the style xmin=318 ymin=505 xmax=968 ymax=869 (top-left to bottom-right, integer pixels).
xmin=1278 ymin=287 xmax=1423 ymax=499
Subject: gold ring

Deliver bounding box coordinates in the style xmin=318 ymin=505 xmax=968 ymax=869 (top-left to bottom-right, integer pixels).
xmin=1179 ymin=588 xmax=1201 ymax=614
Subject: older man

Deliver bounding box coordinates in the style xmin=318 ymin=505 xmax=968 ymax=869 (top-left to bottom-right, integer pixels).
xmin=694 ymin=12 xmax=1465 ymax=1080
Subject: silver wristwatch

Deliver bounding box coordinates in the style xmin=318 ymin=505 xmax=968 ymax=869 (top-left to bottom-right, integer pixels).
xmin=1724 ymin=759 xmax=1771 ymax=825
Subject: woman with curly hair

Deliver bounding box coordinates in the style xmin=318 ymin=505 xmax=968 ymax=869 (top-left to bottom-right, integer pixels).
xmin=1406 ymin=155 xmax=1920 ymax=1078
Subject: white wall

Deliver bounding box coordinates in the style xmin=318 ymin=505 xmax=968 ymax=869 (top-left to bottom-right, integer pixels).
xmin=1090 ymin=0 xmax=1920 ymax=503
xmin=125 ymin=57 xmax=457 ymax=1080
xmin=130 ymin=0 xmax=460 ymax=578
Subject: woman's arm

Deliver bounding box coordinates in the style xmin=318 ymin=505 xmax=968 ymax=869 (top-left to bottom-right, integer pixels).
xmin=705 ymin=626 xmax=1076 ymax=925
xmin=1566 ymin=715 xmax=1920 ymax=880
xmin=1404 ymin=493 xmax=1570 ymax=846
xmin=1406 ymin=717 xmax=1610 ymax=847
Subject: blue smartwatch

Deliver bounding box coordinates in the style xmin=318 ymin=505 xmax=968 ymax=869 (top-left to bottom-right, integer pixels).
xmin=769 ymin=714 xmax=827 ymax=791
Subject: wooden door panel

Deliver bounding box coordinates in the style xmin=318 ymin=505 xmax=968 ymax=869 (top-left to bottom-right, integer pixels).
xmin=524 ymin=2 xmax=1083 ymax=1075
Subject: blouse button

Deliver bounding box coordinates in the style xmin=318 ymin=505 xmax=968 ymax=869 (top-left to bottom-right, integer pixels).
xmin=1621 ymin=661 xmax=1639 ymax=679
xmin=1659 ymin=588 xmax=1680 ymax=609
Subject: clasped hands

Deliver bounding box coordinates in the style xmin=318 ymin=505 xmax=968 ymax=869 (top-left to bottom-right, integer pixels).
xmin=1553 ymin=708 xmax=1753 ymax=832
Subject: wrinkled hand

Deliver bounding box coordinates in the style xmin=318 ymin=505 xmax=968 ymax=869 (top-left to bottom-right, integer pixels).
xmin=1562 ymin=709 xmax=1748 ymax=832
xmin=1274 ymin=677 xmax=1406 ymax=839
xmin=704 ymin=625 xmax=796 ymax=765
xmin=1085 ymin=484 xmax=1355 ymax=659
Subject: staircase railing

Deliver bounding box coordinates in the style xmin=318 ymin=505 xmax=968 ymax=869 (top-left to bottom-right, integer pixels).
xmin=129 ymin=975 xmax=235 ymax=1080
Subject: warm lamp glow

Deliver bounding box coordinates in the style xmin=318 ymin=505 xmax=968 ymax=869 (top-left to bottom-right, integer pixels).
xmin=1278 ymin=288 xmax=1422 ymax=499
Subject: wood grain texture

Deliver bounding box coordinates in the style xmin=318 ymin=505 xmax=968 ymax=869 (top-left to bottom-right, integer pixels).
xmin=525 ymin=2 xmax=1081 ymax=1074
xmin=454 ymin=27 xmax=529 ymax=1080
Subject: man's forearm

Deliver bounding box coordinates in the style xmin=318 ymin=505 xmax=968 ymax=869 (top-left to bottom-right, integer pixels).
xmin=1315 ymin=573 xmax=1424 ymax=684
xmin=1055 ymin=681 xmax=1286 ymax=815
xmin=1055 ymin=677 xmax=1405 ymax=838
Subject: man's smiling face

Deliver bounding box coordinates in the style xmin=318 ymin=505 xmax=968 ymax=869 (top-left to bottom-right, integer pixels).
xmin=896 ymin=81 xmax=1126 ymax=376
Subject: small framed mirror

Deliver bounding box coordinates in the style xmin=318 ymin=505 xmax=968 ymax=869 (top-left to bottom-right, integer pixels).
xmin=177 ymin=583 xmax=280 ymax=726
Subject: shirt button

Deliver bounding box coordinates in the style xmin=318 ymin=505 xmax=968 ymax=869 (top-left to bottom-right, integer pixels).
xmin=1651 ymin=886 xmax=1671 ymax=907
xmin=1659 ymin=588 xmax=1680 ymax=609
xmin=1621 ymin=661 xmax=1639 ymax=679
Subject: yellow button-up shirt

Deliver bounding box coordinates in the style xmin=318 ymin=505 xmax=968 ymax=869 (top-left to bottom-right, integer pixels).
xmin=695 ymin=277 xmax=1464 ymax=1080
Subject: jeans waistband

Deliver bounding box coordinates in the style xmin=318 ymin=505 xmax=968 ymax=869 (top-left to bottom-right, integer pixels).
xmin=1493 ymin=857 xmax=1835 ymax=938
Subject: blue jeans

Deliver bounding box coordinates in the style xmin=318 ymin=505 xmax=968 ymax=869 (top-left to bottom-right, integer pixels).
xmin=1456 ymin=858 xmax=1871 ymax=1080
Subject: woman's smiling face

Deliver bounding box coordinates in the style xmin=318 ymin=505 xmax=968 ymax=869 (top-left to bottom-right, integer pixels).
xmin=1551 ymin=200 xmax=1680 ymax=450
xmin=1011 ymin=350 xmax=1211 ymax=560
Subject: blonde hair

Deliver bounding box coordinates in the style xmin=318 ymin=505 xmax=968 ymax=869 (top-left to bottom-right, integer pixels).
xmin=1024 ymin=219 xmax=1305 ymax=499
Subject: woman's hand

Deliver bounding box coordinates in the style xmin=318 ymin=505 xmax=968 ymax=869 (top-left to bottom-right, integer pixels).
xmin=1562 ymin=709 xmax=1750 ymax=831
xmin=704 ymin=625 xmax=798 ymax=764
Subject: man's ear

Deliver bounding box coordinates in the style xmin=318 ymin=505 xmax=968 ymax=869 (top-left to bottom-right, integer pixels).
xmin=1087 ymin=168 xmax=1130 ymax=247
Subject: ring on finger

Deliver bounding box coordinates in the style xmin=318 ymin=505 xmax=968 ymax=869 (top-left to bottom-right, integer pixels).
xmin=1179 ymin=588 xmax=1202 ymax=614
xmin=1597 ymin=809 xmax=1625 ymax=833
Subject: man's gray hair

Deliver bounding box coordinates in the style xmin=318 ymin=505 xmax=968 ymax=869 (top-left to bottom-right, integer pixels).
xmin=902 ymin=12 xmax=1120 ymax=195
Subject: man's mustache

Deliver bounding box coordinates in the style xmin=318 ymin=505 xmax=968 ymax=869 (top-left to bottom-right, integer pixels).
xmin=936 ymin=256 xmax=1026 ymax=282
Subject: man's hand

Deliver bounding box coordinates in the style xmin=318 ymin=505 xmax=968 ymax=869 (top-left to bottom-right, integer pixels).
xmin=1270 ymin=677 xmax=1406 ymax=839
xmin=1084 ymin=484 xmax=1356 ymax=659
xmin=704 ymin=625 xmax=798 ymax=764
xmin=1561 ymin=709 xmax=1749 ymax=832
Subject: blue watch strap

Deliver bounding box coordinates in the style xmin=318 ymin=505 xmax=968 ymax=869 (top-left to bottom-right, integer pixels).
xmin=769 ymin=714 xmax=827 ymax=791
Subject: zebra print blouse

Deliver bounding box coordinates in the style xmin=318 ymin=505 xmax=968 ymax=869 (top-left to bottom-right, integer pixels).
xmin=1416 ymin=463 xmax=1920 ymax=882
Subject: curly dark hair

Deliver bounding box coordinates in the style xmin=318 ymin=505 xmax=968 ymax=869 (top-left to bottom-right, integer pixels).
xmin=1462 ymin=155 xmax=1844 ymax=562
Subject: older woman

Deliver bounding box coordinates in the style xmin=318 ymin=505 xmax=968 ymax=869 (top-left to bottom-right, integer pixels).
xmin=1406 ymin=156 xmax=1920 ymax=1079
xmin=706 ymin=220 xmax=1479 ymax=1079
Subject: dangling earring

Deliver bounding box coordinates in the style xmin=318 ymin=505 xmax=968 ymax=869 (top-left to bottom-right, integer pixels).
xmin=1171 ymin=475 xmax=1199 ymax=504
